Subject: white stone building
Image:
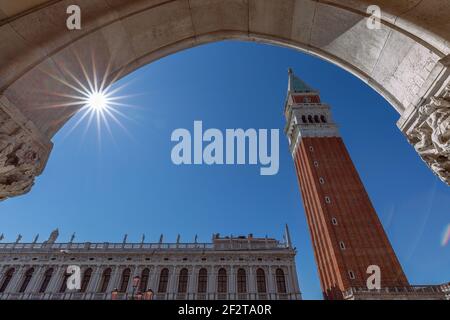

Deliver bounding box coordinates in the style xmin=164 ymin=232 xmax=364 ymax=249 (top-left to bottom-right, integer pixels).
xmin=0 ymin=227 xmax=301 ymax=300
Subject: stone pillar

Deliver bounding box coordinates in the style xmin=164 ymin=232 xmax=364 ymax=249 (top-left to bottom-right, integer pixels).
xmin=0 ymin=95 xmax=53 ymax=201
xmin=9 ymin=266 xmax=26 ymax=293
xmin=47 ymin=265 xmax=64 ymax=293
xmin=267 ymin=266 xmax=276 ymax=299
xmin=107 ymin=266 xmax=120 ymax=293
xmin=248 ymin=266 xmax=256 ymax=299
xmin=87 ymin=266 xmax=102 ymax=293
xmin=27 ymin=265 xmax=45 ymax=293
xmin=187 ymin=266 xmax=197 ymax=299
xmin=149 ymin=266 xmax=160 ymax=293
xmin=126 ymin=265 xmax=139 ymax=294
xmin=207 ymin=266 xmax=215 ymax=299
xmin=397 ymin=83 xmax=450 ymax=185
xmin=289 ymin=263 xmax=301 ymax=299
xmin=228 ymin=266 xmax=235 ymax=299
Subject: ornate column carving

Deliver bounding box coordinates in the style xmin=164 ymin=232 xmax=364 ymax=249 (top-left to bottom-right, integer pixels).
xmin=400 ymin=84 xmax=450 ymax=185
xmin=0 ymin=95 xmax=53 ymax=200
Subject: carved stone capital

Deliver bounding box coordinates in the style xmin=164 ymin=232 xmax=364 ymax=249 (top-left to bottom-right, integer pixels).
xmin=0 ymin=95 xmax=52 ymax=201
xmin=403 ymin=84 xmax=450 ymax=185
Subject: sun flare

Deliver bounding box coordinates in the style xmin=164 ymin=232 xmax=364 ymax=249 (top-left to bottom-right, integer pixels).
xmin=87 ymin=91 xmax=108 ymax=111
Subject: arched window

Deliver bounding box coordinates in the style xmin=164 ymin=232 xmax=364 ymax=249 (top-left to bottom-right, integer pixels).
xmin=19 ymin=268 xmax=34 ymax=293
xmin=0 ymin=268 xmax=15 ymax=293
xmin=256 ymin=268 xmax=267 ymax=293
xmin=98 ymin=268 xmax=111 ymax=293
xmin=80 ymin=268 xmax=92 ymax=293
xmin=320 ymin=115 xmax=327 ymax=123
xmin=197 ymin=268 xmax=207 ymax=293
xmin=139 ymin=268 xmax=150 ymax=292
xmin=59 ymin=268 xmax=71 ymax=293
xmin=158 ymin=268 xmax=169 ymax=293
xmin=217 ymin=268 xmax=227 ymax=293
xmin=237 ymin=268 xmax=247 ymax=293
xmin=39 ymin=268 xmax=54 ymax=293
xmin=276 ymin=269 xmax=287 ymax=294
xmin=119 ymin=268 xmax=131 ymax=293
xmin=301 ymin=115 xmax=307 ymax=123
xmin=178 ymin=268 xmax=188 ymax=293
xmin=314 ymin=115 xmax=320 ymax=123
xmin=308 ymin=115 xmax=313 ymax=123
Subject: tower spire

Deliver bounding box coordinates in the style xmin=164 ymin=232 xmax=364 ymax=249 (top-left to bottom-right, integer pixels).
xmin=287 ymin=68 xmax=315 ymax=94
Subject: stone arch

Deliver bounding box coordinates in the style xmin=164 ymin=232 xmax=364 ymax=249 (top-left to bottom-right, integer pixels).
xmin=0 ymin=0 xmax=449 ymax=200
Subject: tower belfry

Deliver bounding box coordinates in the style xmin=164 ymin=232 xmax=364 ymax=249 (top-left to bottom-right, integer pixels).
xmin=284 ymin=69 xmax=409 ymax=299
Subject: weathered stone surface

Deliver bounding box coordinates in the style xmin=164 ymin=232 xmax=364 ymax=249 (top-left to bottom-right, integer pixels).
xmin=0 ymin=95 xmax=52 ymax=201
xmin=404 ymin=84 xmax=450 ymax=184
xmin=0 ymin=0 xmax=449 ymax=196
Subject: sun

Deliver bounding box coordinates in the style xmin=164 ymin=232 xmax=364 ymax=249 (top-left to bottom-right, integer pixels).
xmin=39 ymin=52 xmax=138 ymax=142
xmin=87 ymin=91 xmax=108 ymax=111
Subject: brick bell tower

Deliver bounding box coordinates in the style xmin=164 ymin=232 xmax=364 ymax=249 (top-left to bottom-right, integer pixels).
xmin=284 ymin=69 xmax=409 ymax=300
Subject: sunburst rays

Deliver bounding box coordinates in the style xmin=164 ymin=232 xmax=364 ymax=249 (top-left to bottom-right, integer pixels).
xmin=37 ymin=50 xmax=139 ymax=144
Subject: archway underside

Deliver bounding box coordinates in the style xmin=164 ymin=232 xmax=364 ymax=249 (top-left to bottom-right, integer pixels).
xmin=0 ymin=0 xmax=449 ymax=200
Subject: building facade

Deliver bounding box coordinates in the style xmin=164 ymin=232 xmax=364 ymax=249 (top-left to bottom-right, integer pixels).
xmin=283 ymin=69 xmax=447 ymax=300
xmin=0 ymin=229 xmax=301 ymax=300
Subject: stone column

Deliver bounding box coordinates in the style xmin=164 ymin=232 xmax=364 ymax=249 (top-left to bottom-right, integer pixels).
xmin=149 ymin=266 xmax=160 ymax=293
xmin=267 ymin=266 xmax=276 ymax=299
xmin=9 ymin=266 xmax=26 ymax=293
xmin=228 ymin=266 xmax=235 ymax=299
xmin=167 ymin=266 xmax=178 ymax=299
xmin=47 ymin=265 xmax=64 ymax=293
xmin=248 ymin=266 xmax=256 ymax=299
xmin=87 ymin=266 xmax=102 ymax=293
xmin=283 ymin=266 xmax=293 ymax=297
xmin=398 ymin=83 xmax=450 ymax=185
xmin=207 ymin=266 xmax=215 ymax=300
xmin=27 ymin=265 xmax=45 ymax=293
xmin=107 ymin=266 xmax=120 ymax=293
xmin=289 ymin=263 xmax=301 ymax=299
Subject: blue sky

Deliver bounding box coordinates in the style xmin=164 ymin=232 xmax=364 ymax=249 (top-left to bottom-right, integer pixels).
xmin=1 ymin=41 xmax=449 ymax=300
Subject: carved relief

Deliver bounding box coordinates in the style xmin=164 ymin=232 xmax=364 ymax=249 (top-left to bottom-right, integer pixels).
xmin=0 ymin=97 xmax=52 ymax=201
xmin=406 ymin=84 xmax=450 ymax=185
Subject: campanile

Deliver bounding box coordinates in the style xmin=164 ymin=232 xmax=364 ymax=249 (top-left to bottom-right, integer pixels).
xmin=284 ymin=69 xmax=409 ymax=300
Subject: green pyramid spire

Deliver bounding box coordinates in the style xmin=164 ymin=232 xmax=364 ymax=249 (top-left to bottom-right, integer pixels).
xmin=288 ymin=68 xmax=315 ymax=93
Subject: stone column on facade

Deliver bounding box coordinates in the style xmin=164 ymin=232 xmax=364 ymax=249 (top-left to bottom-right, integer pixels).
xmin=46 ymin=265 xmax=64 ymax=294
xmin=228 ymin=266 xmax=235 ymax=299
xmin=289 ymin=263 xmax=301 ymax=299
xmin=398 ymin=83 xmax=450 ymax=185
xmin=0 ymin=95 xmax=53 ymax=201
xmin=207 ymin=266 xmax=215 ymax=300
xmin=186 ymin=266 xmax=195 ymax=299
xmin=8 ymin=266 xmax=25 ymax=293
xmin=107 ymin=266 xmax=120 ymax=293
xmin=126 ymin=265 xmax=139 ymax=294
xmin=267 ymin=266 xmax=276 ymax=299
xmin=149 ymin=266 xmax=159 ymax=294
xmin=87 ymin=266 xmax=102 ymax=293
xmin=0 ymin=266 xmax=9 ymax=294
xmin=283 ymin=266 xmax=293 ymax=298
xmin=248 ymin=266 xmax=256 ymax=300
xmin=27 ymin=265 xmax=45 ymax=293
xmin=168 ymin=266 xmax=178 ymax=299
